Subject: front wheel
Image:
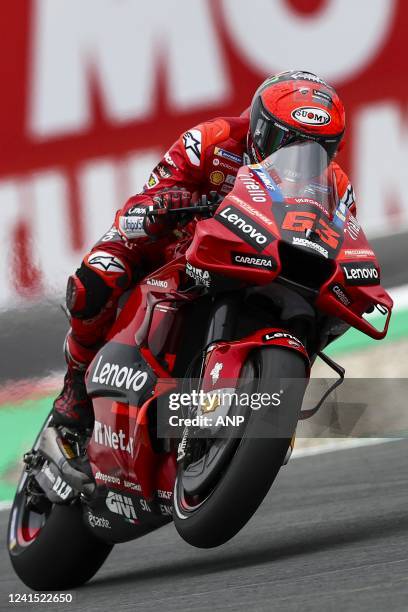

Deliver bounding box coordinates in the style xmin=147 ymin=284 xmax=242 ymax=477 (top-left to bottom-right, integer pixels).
xmin=173 ymin=347 xmax=307 ymax=548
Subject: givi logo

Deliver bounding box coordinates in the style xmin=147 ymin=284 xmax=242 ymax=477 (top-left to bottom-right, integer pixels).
xmin=292 ymin=107 xmax=331 ymax=126
xmin=106 ymin=492 xmax=137 ymax=521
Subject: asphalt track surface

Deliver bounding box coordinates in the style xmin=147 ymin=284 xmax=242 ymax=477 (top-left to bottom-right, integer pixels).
xmin=1 ymin=230 xmax=407 ymax=382
xmin=1 ymin=439 xmax=408 ymax=611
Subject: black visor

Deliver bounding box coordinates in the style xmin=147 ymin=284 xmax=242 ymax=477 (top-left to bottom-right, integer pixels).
xmin=250 ymin=96 xmax=342 ymax=161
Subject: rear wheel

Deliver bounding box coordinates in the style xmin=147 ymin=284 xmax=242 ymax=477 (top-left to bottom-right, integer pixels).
xmin=8 ymin=415 xmax=113 ymax=591
xmin=173 ymin=347 xmax=307 ymax=548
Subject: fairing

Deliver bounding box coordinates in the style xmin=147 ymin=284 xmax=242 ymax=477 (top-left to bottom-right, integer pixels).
xmin=187 ymin=142 xmax=393 ymax=338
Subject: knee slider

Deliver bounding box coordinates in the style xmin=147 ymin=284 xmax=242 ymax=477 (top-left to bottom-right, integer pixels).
xmin=66 ymin=265 xmax=112 ymax=319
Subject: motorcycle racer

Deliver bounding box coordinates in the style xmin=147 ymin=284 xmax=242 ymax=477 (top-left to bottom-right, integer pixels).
xmin=53 ymin=70 xmax=356 ymax=431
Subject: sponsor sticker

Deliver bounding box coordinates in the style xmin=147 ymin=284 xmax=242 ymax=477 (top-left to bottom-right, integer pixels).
xmin=92 ymin=356 xmax=148 ymax=395
xmin=94 ymin=420 xmax=135 ymax=456
xmin=88 ymin=252 xmax=127 ymax=273
xmin=210 ymin=362 xmax=223 ymax=385
xmin=345 ymin=216 xmax=360 ymax=240
xmin=147 ymin=278 xmax=168 ymax=288
xmin=210 ymin=170 xmax=225 ymax=185
xmin=293 ymin=197 xmax=329 ymax=216
xmin=100 ymin=226 xmax=121 ymax=242
xmin=312 ymin=89 xmax=333 ymax=107
xmin=95 ymin=471 xmax=121 ymax=486
xmin=292 ymin=236 xmax=329 ymax=258
xmin=146 ymin=172 xmax=159 ymax=189
xmin=238 ymin=175 xmax=268 ymax=203
xmin=164 ymin=151 xmax=177 ymax=168
xmin=214 ymin=147 xmax=243 ymax=165
xmin=216 ymin=205 xmax=273 ymax=252
xmin=290 ymin=72 xmax=329 ymax=86
xmin=185 ymin=262 xmax=211 ymax=287
xmin=229 ymin=195 xmax=274 ymax=226
xmin=340 ymin=184 xmax=356 ymax=209
xmin=156 ymin=163 xmax=172 ymax=179
xmin=119 ymin=215 xmax=146 ymax=238
xmin=123 ymin=479 xmax=142 ymax=492
xmin=263 ymin=331 xmax=304 ymax=348
xmin=41 ymin=463 xmax=56 ymax=483
xmin=341 ymin=261 xmax=380 ymax=286
xmin=341 ymin=262 xmax=380 ymax=286
xmin=183 ymin=129 xmax=202 ymax=166
xmin=250 ymin=166 xmax=278 ymax=198
xmin=52 ymin=476 xmax=72 ymax=500
xmin=157 ymin=490 xmax=172 ymax=500
xmin=292 ymin=107 xmax=331 ymax=126
xmin=159 ymin=504 xmax=173 ymax=516
xmin=330 ymin=284 xmax=352 ymax=306
xmin=231 ymin=252 xmax=277 ymax=270
xmin=88 ymin=511 xmax=111 ymax=529
xmin=140 ymin=499 xmax=151 ymax=512
xmin=127 ymin=206 xmax=146 ymax=215
xmin=344 ymin=249 xmax=375 ymax=258
xmin=106 ymin=491 xmax=137 ymax=521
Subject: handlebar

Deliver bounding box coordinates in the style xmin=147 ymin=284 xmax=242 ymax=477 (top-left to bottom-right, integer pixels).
xmin=146 ymin=193 xmax=222 ymax=220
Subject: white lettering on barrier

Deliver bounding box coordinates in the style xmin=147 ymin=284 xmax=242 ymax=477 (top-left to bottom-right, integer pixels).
xmin=221 ymin=0 xmax=396 ymax=83
xmin=29 ymin=0 xmax=229 ymax=136
xmin=355 ymin=102 xmax=408 ymax=235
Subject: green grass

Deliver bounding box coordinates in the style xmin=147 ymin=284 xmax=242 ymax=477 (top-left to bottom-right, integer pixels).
xmin=327 ymin=307 xmax=408 ymax=355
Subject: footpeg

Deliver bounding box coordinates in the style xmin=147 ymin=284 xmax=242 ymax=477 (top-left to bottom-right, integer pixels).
xmin=37 ymin=427 xmax=95 ymax=499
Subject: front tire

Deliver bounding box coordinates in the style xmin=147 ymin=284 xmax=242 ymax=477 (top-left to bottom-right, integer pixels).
xmin=173 ymin=347 xmax=307 ymax=548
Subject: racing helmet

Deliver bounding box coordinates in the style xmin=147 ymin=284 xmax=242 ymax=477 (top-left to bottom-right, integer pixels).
xmin=248 ymin=70 xmax=345 ymax=163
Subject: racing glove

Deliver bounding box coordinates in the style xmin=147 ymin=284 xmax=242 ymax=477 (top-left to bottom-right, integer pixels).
xmin=144 ymin=188 xmax=193 ymax=235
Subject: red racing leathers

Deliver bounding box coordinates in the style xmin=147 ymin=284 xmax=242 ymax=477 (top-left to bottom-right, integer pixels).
xmin=65 ymin=115 xmax=357 ymax=369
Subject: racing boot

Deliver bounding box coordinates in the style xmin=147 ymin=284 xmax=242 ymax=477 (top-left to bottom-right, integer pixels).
xmin=52 ymin=332 xmax=97 ymax=431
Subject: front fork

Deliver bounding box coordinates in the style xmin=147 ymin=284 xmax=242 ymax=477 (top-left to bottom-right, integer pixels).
xmin=204 ymin=294 xmax=239 ymax=347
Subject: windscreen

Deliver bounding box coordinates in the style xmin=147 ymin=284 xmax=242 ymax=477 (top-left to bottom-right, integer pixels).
xmin=259 ymin=141 xmax=338 ymax=216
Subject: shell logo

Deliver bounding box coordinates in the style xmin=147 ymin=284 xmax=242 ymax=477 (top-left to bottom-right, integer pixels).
xmin=291 ymin=107 xmax=331 ymax=126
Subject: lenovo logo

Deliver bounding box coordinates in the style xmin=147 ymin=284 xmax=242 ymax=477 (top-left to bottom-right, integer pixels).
xmin=341 ymin=262 xmax=380 ymax=286
xmin=216 ymin=206 xmax=272 ymax=252
xmin=91 ymin=355 xmax=148 ymax=392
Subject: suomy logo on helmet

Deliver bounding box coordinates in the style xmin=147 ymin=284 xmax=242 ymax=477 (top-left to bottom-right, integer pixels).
xmin=292 ymin=107 xmax=331 ymax=127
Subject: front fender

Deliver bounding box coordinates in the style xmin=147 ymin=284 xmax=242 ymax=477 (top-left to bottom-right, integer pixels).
xmin=201 ymin=327 xmax=310 ymax=394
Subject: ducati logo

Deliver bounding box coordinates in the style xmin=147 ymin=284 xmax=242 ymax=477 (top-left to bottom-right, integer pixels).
xmin=210 ymin=362 xmax=223 ymax=385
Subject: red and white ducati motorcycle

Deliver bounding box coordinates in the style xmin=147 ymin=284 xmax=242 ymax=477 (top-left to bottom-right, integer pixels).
xmin=8 ymin=142 xmax=393 ymax=590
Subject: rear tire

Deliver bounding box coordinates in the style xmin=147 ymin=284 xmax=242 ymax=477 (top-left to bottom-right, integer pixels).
xmin=9 ymin=503 xmax=113 ymax=591
xmin=173 ymin=346 xmax=307 ymax=548
xmin=8 ymin=413 xmax=113 ymax=591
